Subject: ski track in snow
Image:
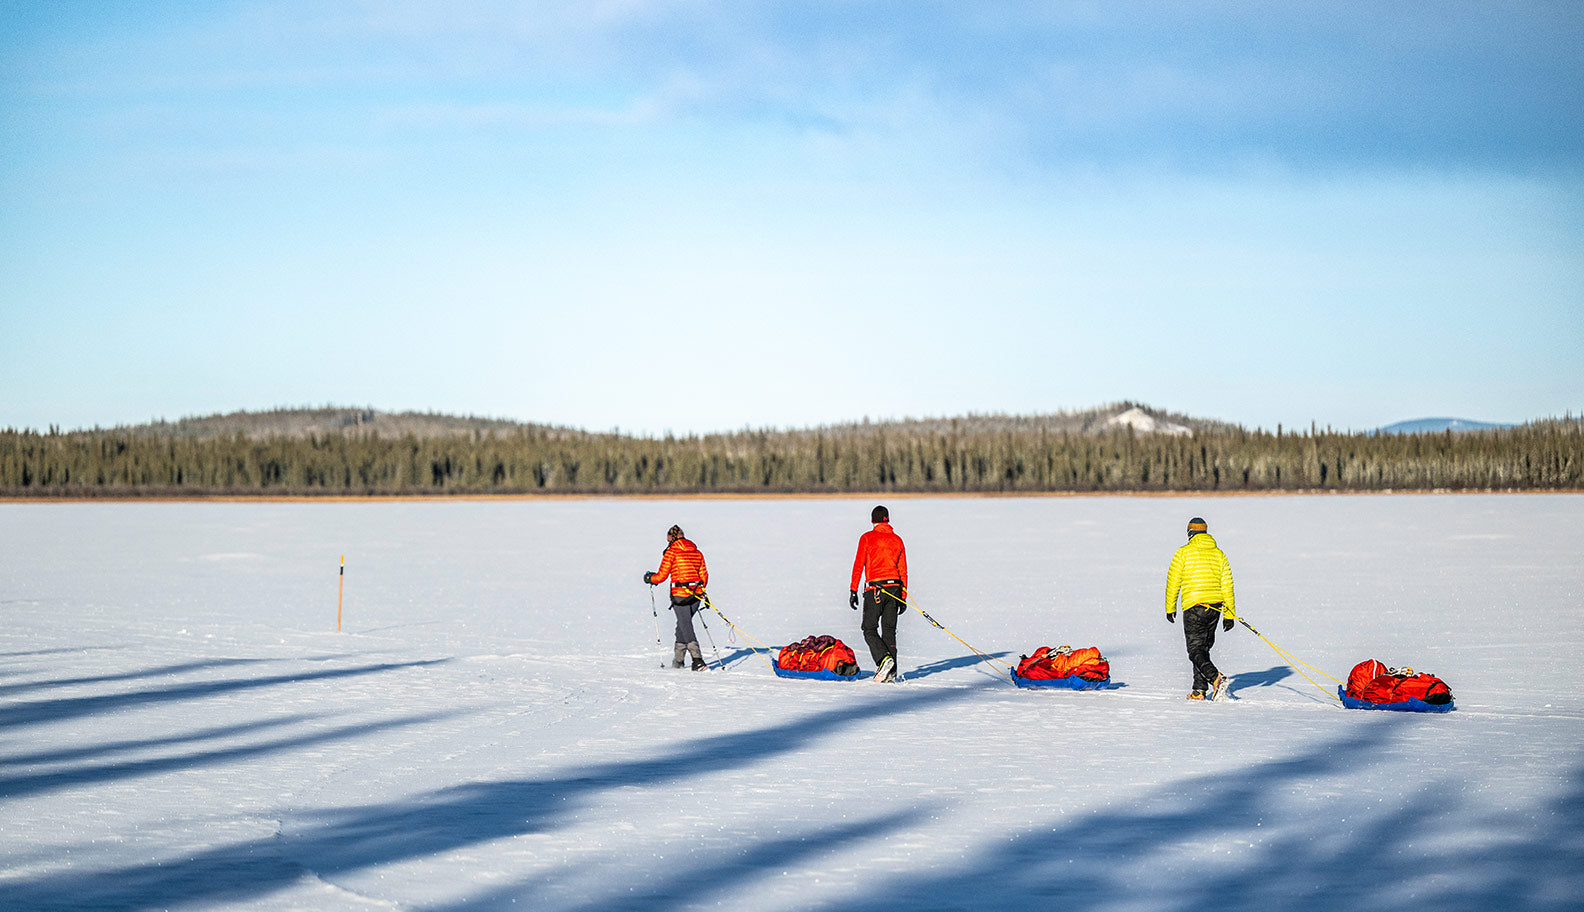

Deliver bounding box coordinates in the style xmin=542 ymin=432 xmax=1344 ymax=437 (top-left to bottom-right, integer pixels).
xmin=1 ymin=495 xmax=1581 ymax=911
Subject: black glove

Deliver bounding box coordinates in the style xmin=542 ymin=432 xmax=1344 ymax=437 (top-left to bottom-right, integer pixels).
xmin=1166 ymin=612 xmax=1176 ymax=624
xmin=1223 ymin=616 xmax=1235 ymax=632
xmin=643 ymin=571 xmax=654 ymax=585
xmin=849 ymin=590 xmax=859 ymax=610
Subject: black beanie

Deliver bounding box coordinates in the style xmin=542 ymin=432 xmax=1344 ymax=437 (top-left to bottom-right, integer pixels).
xmin=1187 ymin=517 xmax=1207 ymax=537
xmin=871 ymin=505 xmax=889 ymax=523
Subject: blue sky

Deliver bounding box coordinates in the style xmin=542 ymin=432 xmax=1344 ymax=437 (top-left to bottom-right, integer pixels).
xmin=3 ymin=1 xmax=1580 ymax=434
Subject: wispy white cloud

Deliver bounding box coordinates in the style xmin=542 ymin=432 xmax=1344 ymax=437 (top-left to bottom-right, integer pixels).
xmin=2 ymin=0 xmax=1580 ymax=432
xmin=11 ymin=1 xmax=1578 ymax=175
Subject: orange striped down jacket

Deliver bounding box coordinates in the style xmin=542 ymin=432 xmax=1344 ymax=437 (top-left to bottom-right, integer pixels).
xmin=650 ymin=538 xmax=708 ymax=597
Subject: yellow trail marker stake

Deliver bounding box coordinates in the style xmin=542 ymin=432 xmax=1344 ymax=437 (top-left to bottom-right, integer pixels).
xmin=337 ymin=555 xmax=345 ymax=632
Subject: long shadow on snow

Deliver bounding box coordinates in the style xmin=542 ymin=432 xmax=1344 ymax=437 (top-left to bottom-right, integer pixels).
xmin=0 ymin=646 xmax=119 ymax=678
xmin=0 ymin=659 xmax=449 ymax=730
xmin=855 ymin=721 xmax=1584 ymax=912
xmin=708 ymin=646 xmax=761 ymax=669
xmin=432 ymin=808 xmax=929 ymax=912
xmin=1226 ymin=665 xmax=1292 ymax=698
xmin=908 ymin=651 xmax=1015 ymax=681
xmin=0 ymin=685 xmax=974 ymax=911
xmin=0 ymin=657 xmax=271 ymax=698
xmin=0 ymin=646 xmax=117 ymax=658
xmin=0 ymin=711 xmax=451 ymax=800
xmin=1 ymin=713 xmax=324 ymax=766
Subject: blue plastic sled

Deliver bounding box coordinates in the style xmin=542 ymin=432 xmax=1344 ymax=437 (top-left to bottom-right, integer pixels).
xmin=1012 ymin=673 xmax=1112 ymax=691
xmin=772 ymin=664 xmax=868 ymax=682
xmin=1337 ymin=686 xmax=1455 ymax=713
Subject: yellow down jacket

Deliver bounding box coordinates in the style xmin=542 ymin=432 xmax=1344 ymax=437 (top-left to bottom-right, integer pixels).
xmin=1165 ymin=533 xmax=1236 ymax=618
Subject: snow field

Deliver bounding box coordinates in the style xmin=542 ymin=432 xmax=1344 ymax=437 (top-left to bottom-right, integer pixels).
xmin=1 ymin=495 xmax=1581 ymax=910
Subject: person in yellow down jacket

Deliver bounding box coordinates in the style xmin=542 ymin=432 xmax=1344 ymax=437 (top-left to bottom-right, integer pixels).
xmin=1165 ymin=517 xmax=1237 ymax=700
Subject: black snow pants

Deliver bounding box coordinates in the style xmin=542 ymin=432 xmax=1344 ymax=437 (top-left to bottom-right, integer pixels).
xmin=861 ymin=584 xmax=903 ymax=668
xmin=1182 ymin=603 xmax=1224 ymax=693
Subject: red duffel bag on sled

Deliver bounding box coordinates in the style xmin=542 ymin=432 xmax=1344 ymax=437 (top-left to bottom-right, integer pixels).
xmin=774 ymin=635 xmax=861 ymax=680
xmin=1013 ymin=645 xmax=1111 ymax=690
xmin=1340 ymin=659 xmax=1454 ymax=712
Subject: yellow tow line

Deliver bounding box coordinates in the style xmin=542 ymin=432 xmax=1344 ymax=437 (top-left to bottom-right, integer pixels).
xmin=878 ymin=587 xmax=1017 ymax=686
xmin=698 ymin=593 xmax=779 ymax=672
xmin=1236 ymin=617 xmax=1343 ymax=704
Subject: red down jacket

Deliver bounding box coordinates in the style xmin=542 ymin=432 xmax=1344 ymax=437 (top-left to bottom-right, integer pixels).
xmin=1346 ymin=659 xmax=1453 ymax=705
xmin=1016 ymin=646 xmax=1110 ymax=681
xmin=777 ymin=635 xmax=859 ymax=674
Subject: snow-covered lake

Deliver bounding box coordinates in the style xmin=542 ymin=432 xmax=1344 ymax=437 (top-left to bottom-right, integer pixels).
xmin=2 ymin=495 xmax=1580 ymax=911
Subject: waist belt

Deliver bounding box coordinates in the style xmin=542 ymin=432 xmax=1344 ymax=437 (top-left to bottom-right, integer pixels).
xmin=866 ymin=579 xmax=903 ymax=590
xmin=1191 ymin=601 xmax=1225 ymax=610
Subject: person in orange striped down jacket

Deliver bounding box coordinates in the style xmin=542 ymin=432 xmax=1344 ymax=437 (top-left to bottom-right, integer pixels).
xmin=645 ymin=525 xmax=711 ymax=671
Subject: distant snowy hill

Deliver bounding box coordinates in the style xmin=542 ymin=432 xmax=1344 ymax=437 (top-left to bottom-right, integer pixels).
xmin=1377 ymin=417 xmax=1513 ymax=434
xmin=815 ymin=402 xmax=1230 ymax=437
xmin=1104 ymin=406 xmax=1192 ymax=436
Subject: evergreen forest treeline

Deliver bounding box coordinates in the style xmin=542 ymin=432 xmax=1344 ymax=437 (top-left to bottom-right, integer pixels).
xmin=2 ymin=419 xmax=1580 ymax=496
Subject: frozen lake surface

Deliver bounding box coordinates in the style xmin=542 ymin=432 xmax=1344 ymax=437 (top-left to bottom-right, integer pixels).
xmin=2 ymin=494 xmax=1581 ymax=910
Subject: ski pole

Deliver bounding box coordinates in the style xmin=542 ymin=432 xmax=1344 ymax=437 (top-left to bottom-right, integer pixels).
xmin=1236 ymin=617 xmax=1342 ymax=704
xmin=648 ymin=585 xmax=665 ymax=668
xmin=699 ymin=594 xmax=778 ymax=672
xmin=879 ymin=588 xmax=1016 ymax=686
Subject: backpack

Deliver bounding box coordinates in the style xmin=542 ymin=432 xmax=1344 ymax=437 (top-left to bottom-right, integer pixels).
xmin=1015 ymin=645 xmax=1110 ymax=681
xmin=1346 ymin=659 xmax=1453 ymax=705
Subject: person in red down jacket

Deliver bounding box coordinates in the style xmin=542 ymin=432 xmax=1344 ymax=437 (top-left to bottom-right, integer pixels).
xmin=644 ymin=524 xmax=710 ymax=671
xmin=850 ymin=504 xmax=908 ymax=682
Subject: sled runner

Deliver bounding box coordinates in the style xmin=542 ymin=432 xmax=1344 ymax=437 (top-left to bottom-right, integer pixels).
xmin=1339 ymin=659 xmax=1454 ymax=712
xmin=1013 ymin=674 xmax=1110 ymax=690
xmin=773 ymin=666 xmax=870 ymax=681
xmin=1012 ymin=645 xmax=1112 ymax=690
xmin=773 ymin=635 xmax=864 ymax=681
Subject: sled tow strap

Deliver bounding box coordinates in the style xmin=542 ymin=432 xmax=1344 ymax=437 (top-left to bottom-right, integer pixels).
xmin=700 ymin=594 xmax=778 ymax=672
xmin=880 ymin=588 xmax=1016 ymax=686
xmin=1237 ymin=617 xmax=1343 ymax=704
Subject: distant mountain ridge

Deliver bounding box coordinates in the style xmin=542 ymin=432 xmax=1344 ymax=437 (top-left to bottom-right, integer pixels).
xmin=12 ymin=405 xmax=1579 ymax=496
xmin=115 ymin=407 xmax=576 ymax=440
xmin=109 ymin=402 xmax=1232 ymax=440
xmin=94 ymin=406 xmax=1570 ymax=441
xmin=1376 ymin=417 xmax=1515 ymax=434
